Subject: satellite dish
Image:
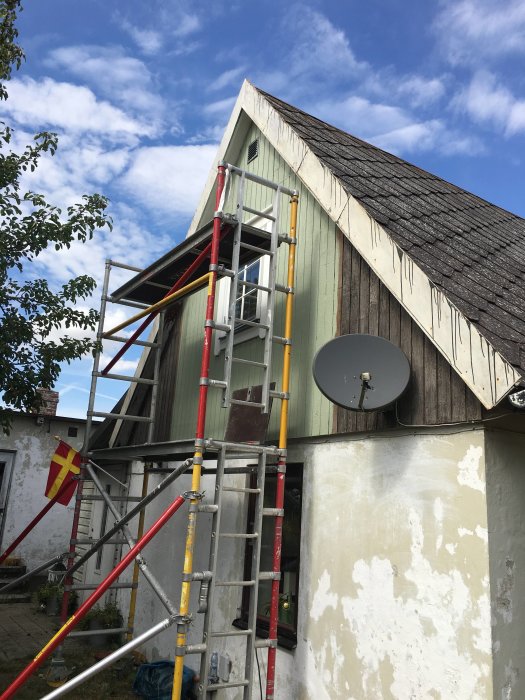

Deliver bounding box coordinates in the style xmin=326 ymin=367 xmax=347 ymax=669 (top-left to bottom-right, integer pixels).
xmin=313 ymin=334 xmax=410 ymax=411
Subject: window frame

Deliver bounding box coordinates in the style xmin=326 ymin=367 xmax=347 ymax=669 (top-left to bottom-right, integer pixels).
xmin=214 ymin=252 xmax=271 ymax=355
xmin=233 ymin=463 xmax=303 ymax=650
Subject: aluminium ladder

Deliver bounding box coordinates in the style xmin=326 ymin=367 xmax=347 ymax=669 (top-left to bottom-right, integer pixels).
xmin=59 ymin=260 xmax=167 ymax=645
xmin=172 ymin=163 xmax=299 ymax=700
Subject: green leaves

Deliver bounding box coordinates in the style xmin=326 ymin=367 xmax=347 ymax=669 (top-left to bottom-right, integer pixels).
xmin=0 ymin=1 xmax=112 ymax=433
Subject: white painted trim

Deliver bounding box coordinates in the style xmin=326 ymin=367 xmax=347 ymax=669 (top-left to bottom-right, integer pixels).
xmin=187 ymin=80 xmax=521 ymax=409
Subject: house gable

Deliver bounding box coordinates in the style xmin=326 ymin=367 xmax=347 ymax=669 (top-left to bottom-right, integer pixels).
xmin=188 ymin=81 xmax=522 ymax=409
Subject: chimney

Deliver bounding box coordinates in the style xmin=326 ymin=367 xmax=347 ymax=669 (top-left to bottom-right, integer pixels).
xmin=34 ymin=388 xmax=59 ymax=417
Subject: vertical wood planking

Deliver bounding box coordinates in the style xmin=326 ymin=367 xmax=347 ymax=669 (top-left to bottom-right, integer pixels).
xmin=335 ymin=231 xmax=484 ymax=432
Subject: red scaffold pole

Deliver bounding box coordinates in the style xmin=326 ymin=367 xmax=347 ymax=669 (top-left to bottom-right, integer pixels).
xmin=0 ymin=494 xmax=186 ymax=700
xmin=171 ymin=163 xmax=226 ymax=698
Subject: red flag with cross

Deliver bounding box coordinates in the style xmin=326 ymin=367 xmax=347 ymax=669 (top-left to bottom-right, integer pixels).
xmin=45 ymin=441 xmax=81 ymax=506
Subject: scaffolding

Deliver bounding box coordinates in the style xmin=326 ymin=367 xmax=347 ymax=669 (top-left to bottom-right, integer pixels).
xmin=0 ymin=163 xmax=298 ymax=700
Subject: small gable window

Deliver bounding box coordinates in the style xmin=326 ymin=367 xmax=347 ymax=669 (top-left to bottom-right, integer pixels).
xmin=247 ymin=138 xmax=259 ymax=163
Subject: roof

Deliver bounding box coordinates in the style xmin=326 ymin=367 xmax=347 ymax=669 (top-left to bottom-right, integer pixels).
xmin=258 ymin=89 xmax=525 ymax=375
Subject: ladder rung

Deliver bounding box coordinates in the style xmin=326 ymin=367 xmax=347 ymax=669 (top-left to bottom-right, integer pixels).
xmin=222 ymin=486 xmax=261 ymax=494
xmin=72 ymin=538 xmax=128 ymax=545
xmin=262 ymin=508 xmax=284 ymax=517
xmin=209 ymin=321 xmax=231 ymax=333
xmin=184 ymin=643 xmax=207 ymax=655
xmin=94 ymin=371 xmax=156 ymax=385
xmin=198 ymin=504 xmax=219 ymax=513
xmin=68 ymin=627 xmax=130 ymax=638
xmin=210 ymin=629 xmax=253 ymax=638
xmin=242 ymin=205 xmax=276 ymax=221
xmin=105 ymin=334 xmax=158 ymax=348
xmin=66 ymin=582 xmax=137 ymax=591
xmin=219 ymin=533 xmax=258 ymax=539
xmin=206 ymin=680 xmax=250 ymax=691
xmin=108 ymin=260 xmax=144 ymax=273
xmin=255 ymin=639 xmax=275 ymax=649
xmin=215 ymin=580 xmax=255 ymax=587
xmin=90 ymin=411 xmax=153 ymax=422
xmin=231 ymin=357 xmax=268 ymax=368
xmin=230 ymin=398 xmax=265 ymax=408
xmin=272 ymin=335 xmax=290 ymax=345
xmin=237 ymin=279 xmax=272 ymax=293
xmin=105 ymin=297 xmax=148 ymax=310
xmin=80 ymin=495 xmax=142 ymax=502
xmin=269 ymin=390 xmax=288 ymax=400
xmin=259 ymin=571 xmax=281 ymax=581
xmin=239 ymin=241 xmax=273 ymax=256
xmin=247 ymin=229 xmax=291 ymax=245
xmin=235 ymin=318 xmax=269 ymax=331
xmin=208 ymin=379 xmax=228 ymax=388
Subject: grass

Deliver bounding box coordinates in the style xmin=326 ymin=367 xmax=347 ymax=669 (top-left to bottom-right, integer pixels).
xmin=0 ymin=648 xmax=138 ymax=699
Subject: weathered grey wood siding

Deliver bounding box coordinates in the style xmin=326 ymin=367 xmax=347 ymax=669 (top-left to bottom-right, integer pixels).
xmin=335 ymin=232 xmax=483 ymax=433
xmin=170 ymin=125 xmax=339 ymax=441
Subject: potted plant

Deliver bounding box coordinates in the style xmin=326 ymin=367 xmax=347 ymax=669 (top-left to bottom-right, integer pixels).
xmin=37 ymin=583 xmax=78 ymax=616
xmin=37 ymin=582 xmax=63 ymax=616
xmin=79 ymin=602 xmax=123 ymax=648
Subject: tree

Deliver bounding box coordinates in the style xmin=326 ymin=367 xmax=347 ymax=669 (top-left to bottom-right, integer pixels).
xmin=0 ymin=0 xmax=112 ymax=433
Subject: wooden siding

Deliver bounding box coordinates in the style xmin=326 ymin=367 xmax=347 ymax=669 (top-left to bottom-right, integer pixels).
xmin=170 ymin=125 xmax=339 ymax=441
xmin=335 ymin=232 xmax=483 ymax=433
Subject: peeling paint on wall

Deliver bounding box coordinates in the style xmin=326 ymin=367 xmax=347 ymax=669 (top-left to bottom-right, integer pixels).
xmin=340 ymin=510 xmax=490 ymax=699
xmin=457 ymin=445 xmax=485 ymax=493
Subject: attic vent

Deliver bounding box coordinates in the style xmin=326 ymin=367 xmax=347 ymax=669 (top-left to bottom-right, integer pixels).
xmin=247 ymin=138 xmax=259 ymax=163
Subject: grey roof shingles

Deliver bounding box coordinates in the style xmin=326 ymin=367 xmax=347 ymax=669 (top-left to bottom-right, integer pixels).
xmin=258 ymin=88 xmax=525 ymax=375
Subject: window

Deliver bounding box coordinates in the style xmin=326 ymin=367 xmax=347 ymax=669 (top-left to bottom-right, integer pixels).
xmin=67 ymin=426 xmax=78 ymax=438
xmin=214 ymin=253 xmax=271 ymax=354
xmin=234 ymin=463 xmax=303 ymax=648
xmin=235 ymin=258 xmax=260 ymax=325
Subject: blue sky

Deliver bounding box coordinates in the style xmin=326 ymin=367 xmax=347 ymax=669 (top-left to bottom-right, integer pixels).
xmin=8 ymin=0 xmax=525 ymax=419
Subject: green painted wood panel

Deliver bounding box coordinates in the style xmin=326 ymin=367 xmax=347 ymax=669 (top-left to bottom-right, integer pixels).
xmin=170 ymin=124 xmax=339 ymax=441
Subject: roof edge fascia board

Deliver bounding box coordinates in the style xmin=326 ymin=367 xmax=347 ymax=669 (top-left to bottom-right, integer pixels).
xmin=186 ymin=83 xmax=253 ymax=239
xmin=187 ymin=80 xmax=521 ymax=409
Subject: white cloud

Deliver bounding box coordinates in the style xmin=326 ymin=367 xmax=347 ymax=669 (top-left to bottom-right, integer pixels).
xmin=172 ymin=12 xmax=201 ymax=37
xmin=454 ymin=70 xmax=525 ymax=135
xmin=99 ymin=354 xmax=139 ymax=374
xmin=5 ymin=77 xmax=153 ymax=140
xmin=119 ymin=144 xmax=217 ymax=217
xmin=33 ymin=207 xmax=171 ymax=298
xmin=46 ymin=45 xmax=165 ymax=122
xmin=208 ymin=66 xmax=246 ymax=92
xmin=314 ymin=96 xmax=409 ymax=138
xmin=435 ymin=0 xmax=525 ymax=64
xmin=397 ymin=76 xmax=446 ymax=108
xmin=120 ymin=21 xmax=163 ymax=54
xmin=203 ymin=96 xmax=237 ymax=115
xmin=21 ymin=135 xmax=131 ymax=210
xmin=287 ymin=5 xmax=367 ymax=80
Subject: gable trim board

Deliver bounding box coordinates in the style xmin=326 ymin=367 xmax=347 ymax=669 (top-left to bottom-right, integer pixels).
xmin=188 ymin=80 xmax=521 ymax=410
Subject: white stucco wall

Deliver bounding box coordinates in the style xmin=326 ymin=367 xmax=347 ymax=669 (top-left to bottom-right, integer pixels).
xmin=485 ymin=429 xmax=525 ymax=700
xmin=116 ymin=428 xmax=497 ymax=699
xmin=0 ymin=413 xmax=88 ymax=570
xmin=293 ymin=430 xmax=492 ymax=700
